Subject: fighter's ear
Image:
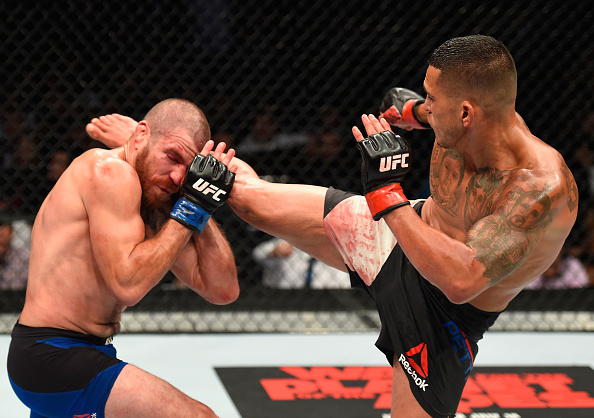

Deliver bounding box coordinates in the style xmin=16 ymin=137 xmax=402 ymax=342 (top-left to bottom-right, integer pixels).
xmin=133 ymin=121 xmax=150 ymax=148
xmin=461 ymin=101 xmax=474 ymax=128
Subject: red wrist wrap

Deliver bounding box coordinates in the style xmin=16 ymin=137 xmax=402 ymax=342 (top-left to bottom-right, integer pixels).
xmin=365 ymin=183 xmax=410 ymax=220
xmin=402 ymin=100 xmax=428 ymax=130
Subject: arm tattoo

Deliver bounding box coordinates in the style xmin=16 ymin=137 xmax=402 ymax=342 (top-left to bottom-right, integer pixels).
xmin=467 ymin=218 xmax=532 ymax=282
xmin=466 ymin=183 xmax=553 ymax=284
xmin=559 ymin=156 xmax=579 ymax=212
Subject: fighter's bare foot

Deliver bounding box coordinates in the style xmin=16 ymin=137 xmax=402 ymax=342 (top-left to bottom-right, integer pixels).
xmin=86 ymin=114 xmax=138 ymax=149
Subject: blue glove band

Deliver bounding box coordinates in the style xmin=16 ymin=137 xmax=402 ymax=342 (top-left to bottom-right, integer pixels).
xmin=170 ymin=198 xmax=211 ymax=234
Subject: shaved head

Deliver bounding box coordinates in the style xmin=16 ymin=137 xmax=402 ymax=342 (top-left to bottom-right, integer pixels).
xmin=143 ymin=98 xmax=211 ymax=148
xmin=428 ymin=35 xmax=517 ymax=114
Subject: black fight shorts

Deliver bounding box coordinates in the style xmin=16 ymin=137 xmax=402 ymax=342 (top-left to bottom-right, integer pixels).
xmin=323 ymin=188 xmax=501 ymax=417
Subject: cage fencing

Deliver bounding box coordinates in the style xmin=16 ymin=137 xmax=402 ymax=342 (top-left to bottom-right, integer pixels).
xmin=1 ymin=0 xmax=593 ymax=333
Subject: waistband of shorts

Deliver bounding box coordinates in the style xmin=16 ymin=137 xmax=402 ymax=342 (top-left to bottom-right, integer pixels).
xmin=12 ymin=322 xmax=114 ymax=346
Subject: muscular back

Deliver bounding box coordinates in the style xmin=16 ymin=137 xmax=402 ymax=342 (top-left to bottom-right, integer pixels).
xmin=423 ymin=131 xmax=578 ymax=310
xmin=21 ymin=149 xmax=136 ymax=337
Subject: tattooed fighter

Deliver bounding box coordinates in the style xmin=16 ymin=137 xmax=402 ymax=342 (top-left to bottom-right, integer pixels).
xmin=86 ymin=35 xmax=578 ymax=418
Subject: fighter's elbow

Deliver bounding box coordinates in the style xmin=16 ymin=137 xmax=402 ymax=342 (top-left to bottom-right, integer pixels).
xmin=440 ymin=255 xmax=490 ymax=304
xmin=113 ymin=286 xmax=145 ymax=307
xmin=443 ymin=287 xmax=474 ymax=305
xmin=441 ymin=276 xmax=484 ymax=305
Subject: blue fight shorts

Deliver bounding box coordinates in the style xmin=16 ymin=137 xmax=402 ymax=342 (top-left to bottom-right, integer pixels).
xmin=7 ymin=322 xmax=127 ymax=418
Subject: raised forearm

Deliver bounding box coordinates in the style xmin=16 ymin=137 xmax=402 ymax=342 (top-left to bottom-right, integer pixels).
xmin=109 ymin=220 xmax=193 ymax=306
xmin=190 ymin=219 xmax=239 ymax=304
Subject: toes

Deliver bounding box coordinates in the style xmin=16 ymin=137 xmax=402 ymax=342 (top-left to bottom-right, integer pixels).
xmin=86 ymin=123 xmax=99 ymax=138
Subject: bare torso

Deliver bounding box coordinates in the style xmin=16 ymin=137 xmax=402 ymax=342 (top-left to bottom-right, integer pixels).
xmin=422 ymin=130 xmax=578 ymax=311
xmin=228 ymin=123 xmax=578 ymax=315
xmin=20 ymin=149 xmax=130 ymax=338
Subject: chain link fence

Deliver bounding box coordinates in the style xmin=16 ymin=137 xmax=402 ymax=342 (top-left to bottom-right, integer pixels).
xmin=1 ymin=1 xmax=593 ymax=333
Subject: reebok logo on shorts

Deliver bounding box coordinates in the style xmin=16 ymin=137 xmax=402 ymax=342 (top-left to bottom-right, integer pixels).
xmin=379 ymin=154 xmax=409 ymax=172
xmin=399 ymin=342 xmax=429 ymax=391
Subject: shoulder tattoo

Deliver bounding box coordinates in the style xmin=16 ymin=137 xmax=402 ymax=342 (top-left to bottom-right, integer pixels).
xmin=430 ymin=144 xmax=465 ymax=216
xmin=463 ymin=167 xmax=507 ymax=230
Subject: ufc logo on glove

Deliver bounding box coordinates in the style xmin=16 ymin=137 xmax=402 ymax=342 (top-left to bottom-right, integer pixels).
xmin=170 ymin=153 xmax=235 ymax=234
xmin=192 ymin=178 xmax=227 ymax=201
xmin=379 ymin=154 xmax=409 ymax=172
xmin=356 ymin=130 xmax=412 ymax=221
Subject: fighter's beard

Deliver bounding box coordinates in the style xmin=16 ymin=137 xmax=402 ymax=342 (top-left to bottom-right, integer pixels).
xmin=139 ymin=182 xmax=174 ymax=232
xmin=136 ymin=146 xmax=174 ymax=232
xmin=140 ymin=203 xmax=171 ymax=233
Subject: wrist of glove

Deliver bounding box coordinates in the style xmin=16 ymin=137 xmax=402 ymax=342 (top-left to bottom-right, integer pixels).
xmin=365 ymin=183 xmax=410 ymax=221
xmin=357 ymin=130 xmax=411 ymax=221
xmin=170 ymin=199 xmax=212 ymax=234
xmin=170 ymin=153 xmax=235 ymax=234
xmin=379 ymin=87 xmax=431 ymax=130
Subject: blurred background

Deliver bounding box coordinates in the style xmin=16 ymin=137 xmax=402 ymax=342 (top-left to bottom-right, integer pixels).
xmin=1 ymin=0 xmax=592 ymax=333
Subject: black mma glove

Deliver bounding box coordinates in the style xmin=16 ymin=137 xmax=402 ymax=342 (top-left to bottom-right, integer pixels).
xmin=357 ymin=130 xmax=411 ymax=221
xmin=379 ymin=87 xmax=431 ymax=130
xmin=170 ymin=154 xmax=235 ymax=234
